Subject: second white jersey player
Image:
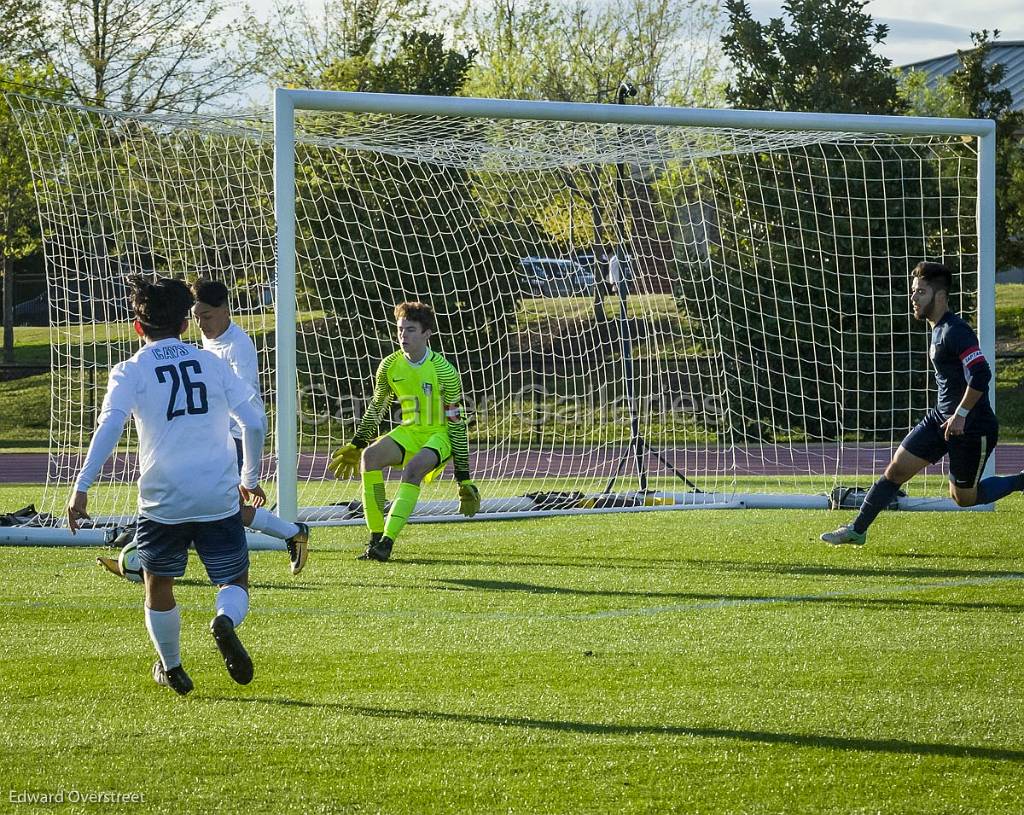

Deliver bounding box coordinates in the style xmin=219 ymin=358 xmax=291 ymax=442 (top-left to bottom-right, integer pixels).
xmin=190 ymin=278 xmax=310 ymax=576
xmin=200 ymin=321 xmax=261 ymax=440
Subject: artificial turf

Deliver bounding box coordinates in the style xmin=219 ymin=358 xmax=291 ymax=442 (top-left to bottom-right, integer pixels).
xmin=1 ymin=483 xmax=1022 ymax=813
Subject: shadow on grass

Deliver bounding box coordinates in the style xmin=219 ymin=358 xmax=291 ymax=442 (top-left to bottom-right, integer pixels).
xmin=399 ymin=553 xmax=1024 ymax=581
xmin=428 ymin=577 xmax=1024 ymax=613
xmin=397 ymin=555 xmax=683 ymax=571
xmin=680 ymin=558 xmax=1024 ymax=582
xmin=885 ymin=552 xmax=1012 ymax=562
xmin=208 ymin=698 xmax=1024 ymax=763
xmin=173 ymin=577 xmax=318 ymax=592
xmin=350 ymin=706 xmax=1024 ymax=763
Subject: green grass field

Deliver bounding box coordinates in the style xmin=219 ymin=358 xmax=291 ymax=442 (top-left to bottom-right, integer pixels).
xmin=2 ymin=482 xmax=1023 ymax=813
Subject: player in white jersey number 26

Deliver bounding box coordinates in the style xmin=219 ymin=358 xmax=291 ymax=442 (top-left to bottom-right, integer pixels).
xmin=69 ymin=277 xmax=262 ymax=695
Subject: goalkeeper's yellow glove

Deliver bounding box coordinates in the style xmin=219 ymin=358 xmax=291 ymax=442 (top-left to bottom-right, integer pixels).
xmin=458 ymin=479 xmax=481 ymax=517
xmin=328 ymin=443 xmax=361 ymax=480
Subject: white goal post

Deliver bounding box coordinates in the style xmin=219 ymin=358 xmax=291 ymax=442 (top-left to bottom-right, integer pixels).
xmin=272 ymin=90 xmax=996 ymax=522
xmin=2 ymin=89 xmax=997 ymax=534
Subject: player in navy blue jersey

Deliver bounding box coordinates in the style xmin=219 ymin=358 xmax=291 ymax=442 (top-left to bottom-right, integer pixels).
xmin=821 ymin=261 xmax=1023 ymax=546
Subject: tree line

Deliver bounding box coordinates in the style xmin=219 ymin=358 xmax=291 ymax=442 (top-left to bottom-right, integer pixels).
xmin=1 ymin=0 xmax=1022 ymax=446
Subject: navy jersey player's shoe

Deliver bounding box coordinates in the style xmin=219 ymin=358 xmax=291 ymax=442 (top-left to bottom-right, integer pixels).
xmin=357 ymin=534 xmax=393 ymax=562
xmin=286 ymin=522 xmax=310 ymax=576
xmin=153 ymin=659 xmax=194 ymax=695
xmin=820 ymin=524 xmax=867 ymax=546
xmin=210 ymin=614 xmax=254 ymax=685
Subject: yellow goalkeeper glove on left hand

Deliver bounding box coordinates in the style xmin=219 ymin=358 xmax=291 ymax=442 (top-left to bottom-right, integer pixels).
xmin=328 ymin=443 xmax=361 ymax=480
xmin=458 ymin=479 xmax=481 ymax=517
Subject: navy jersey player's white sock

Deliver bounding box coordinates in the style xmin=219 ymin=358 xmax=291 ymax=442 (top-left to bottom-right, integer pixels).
xmin=145 ymin=605 xmax=182 ymax=669
xmin=248 ymin=508 xmax=300 ymax=540
xmin=852 ymin=477 xmax=902 ymax=534
xmin=216 ymin=584 xmax=249 ymax=628
xmin=976 ymin=473 xmax=1024 ymax=505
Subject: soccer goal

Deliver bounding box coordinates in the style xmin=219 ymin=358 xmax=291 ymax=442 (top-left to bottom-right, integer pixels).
xmin=4 ymin=90 xmax=996 ymax=532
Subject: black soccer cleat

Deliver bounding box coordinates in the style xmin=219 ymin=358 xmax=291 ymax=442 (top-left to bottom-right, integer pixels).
xmin=357 ymin=534 xmax=393 ymax=562
xmin=286 ymin=522 xmax=310 ymax=576
xmin=354 ymin=532 xmax=381 ymax=560
xmin=210 ymin=614 xmax=254 ymax=685
xmin=153 ymin=659 xmax=194 ymax=696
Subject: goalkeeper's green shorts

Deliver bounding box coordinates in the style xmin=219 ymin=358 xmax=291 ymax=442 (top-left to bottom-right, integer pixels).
xmin=385 ymin=425 xmax=451 ymax=483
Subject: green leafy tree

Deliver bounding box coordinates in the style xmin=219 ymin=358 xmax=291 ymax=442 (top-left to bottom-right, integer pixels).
xmin=240 ymin=23 xmax=514 ymax=413
xmin=319 ymin=31 xmax=475 ymax=95
xmin=458 ymin=0 xmax=722 ymax=107
xmin=947 ymin=31 xmax=1024 ymax=272
xmin=1 ymin=0 xmax=61 ymax=361
xmin=6 ymin=0 xmax=259 ymax=366
xmin=456 ymin=0 xmax=724 ymax=322
xmin=2 ymin=0 xmax=47 ymax=65
xmin=896 ymin=69 xmax=960 ymax=119
xmin=44 ymin=0 xmax=258 ymax=111
xmin=899 ymin=31 xmax=1024 ymax=273
xmin=722 ymin=0 xmax=903 ymax=115
xmin=0 ymin=67 xmax=54 ymax=361
xmin=240 ymin=0 xmax=431 ymax=88
xmin=677 ymin=0 xmax=961 ymax=442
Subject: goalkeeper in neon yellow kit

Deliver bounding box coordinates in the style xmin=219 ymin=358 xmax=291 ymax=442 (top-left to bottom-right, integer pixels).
xmin=328 ymin=301 xmax=480 ymax=561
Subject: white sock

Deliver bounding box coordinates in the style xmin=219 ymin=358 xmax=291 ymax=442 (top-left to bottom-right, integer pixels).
xmin=145 ymin=605 xmax=181 ymax=670
xmin=216 ymin=584 xmax=249 ymax=628
xmin=248 ymin=508 xmax=300 ymax=540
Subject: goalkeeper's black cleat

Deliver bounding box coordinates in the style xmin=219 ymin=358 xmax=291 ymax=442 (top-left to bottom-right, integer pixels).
xmin=286 ymin=522 xmax=310 ymax=576
xmin=355 ymin=532 xmax=381 ymax=560
xmin=357 ymin=535 xmax=393 ymax=562
xmin=153 ymin=659 xmax=193 ymax=696
xmin=210 ymin=614 xmax=254 ymax=685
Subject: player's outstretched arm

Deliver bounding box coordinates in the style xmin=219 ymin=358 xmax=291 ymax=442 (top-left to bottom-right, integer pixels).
xmin=438 ymin=358 xmax=477 ymax=516
xmin=330 ymin=358 xmax=394 ymax=480
xmin=231 ymin=393 xmax=268 ymax=492
xmin=68 ymin=406 xmax=130 ymax=533
xmin=943 ymin=322 xmax=992 ymax=440
xmin=239 ymin=483 xmax=267 ymax=507
xmin=67 ymin=491 xmax=91 ymax=533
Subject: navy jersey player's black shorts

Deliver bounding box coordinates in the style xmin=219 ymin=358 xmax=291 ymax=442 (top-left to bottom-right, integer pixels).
xmin=900 ymin=408 xmax=998 ymax=489
xmin=136 ymin=511 xmax=248 ymax=585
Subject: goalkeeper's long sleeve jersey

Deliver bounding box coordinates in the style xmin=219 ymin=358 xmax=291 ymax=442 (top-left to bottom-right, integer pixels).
xmin=351 ymin=348 xmax=471 ymax=479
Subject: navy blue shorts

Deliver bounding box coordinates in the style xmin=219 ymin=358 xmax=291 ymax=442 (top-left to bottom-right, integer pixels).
xmin=136 ymin=512 xmax=249 ymax=585
xmin=234 ymin=437 xmax=244 ymax=475
xmin=900 ymin=409 xmax=998 ymax=489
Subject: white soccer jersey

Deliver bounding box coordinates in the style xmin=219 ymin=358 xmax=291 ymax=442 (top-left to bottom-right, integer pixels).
xmin=201 ymin=321 xmax=261 ymax=439
xmin=93 ymin=338 xmax=260 ymax=523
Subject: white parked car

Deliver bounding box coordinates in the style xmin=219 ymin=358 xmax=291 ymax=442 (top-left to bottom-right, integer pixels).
xmin=519 ymin=257 xmax=595 ymax=296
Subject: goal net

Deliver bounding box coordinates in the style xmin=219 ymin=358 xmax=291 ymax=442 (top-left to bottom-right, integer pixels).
xmin=5 ymin=91 xmax=995 ymax=529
